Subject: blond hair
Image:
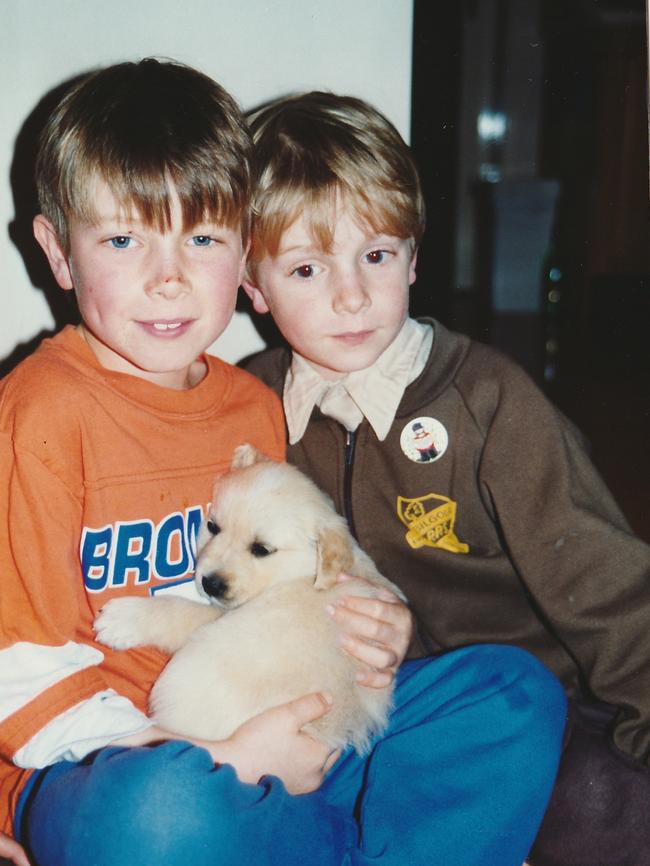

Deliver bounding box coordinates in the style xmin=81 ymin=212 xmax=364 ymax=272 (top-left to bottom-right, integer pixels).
xmin=36 ymin=58 xmax=251 ymax=250
xmin=247 ymin=91 xmax=425 ymax=268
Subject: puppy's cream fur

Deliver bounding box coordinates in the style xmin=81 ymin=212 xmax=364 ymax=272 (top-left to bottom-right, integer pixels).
xmin=95 ymin=444 xmax=405 ymax=753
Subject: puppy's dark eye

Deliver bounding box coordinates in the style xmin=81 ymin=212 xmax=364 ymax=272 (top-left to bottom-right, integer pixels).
xmin=206 ymin=520 xmax=220 ymax=536
xmin=250 ymin=542 xmax=273 ymax=558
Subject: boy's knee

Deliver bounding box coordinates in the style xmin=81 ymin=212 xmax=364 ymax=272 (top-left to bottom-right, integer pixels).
xmin=508 ymin=644 xmax=565 ymax=709
xmin=470 ymin=645 xmax=568 ymax=776
xmin=397 ymin=645 xmax=566 ymax=749
xmin=92 ymin=743 xmax=238 ymax=860
xmin=30 ymin=742 xmax=246 ymax=866
xmin=422 ymin=643 xmax=567 ymax=755
xmin=57 ymin=743 xmax=334 ymax=866
xmin=470 ymin=644 xmax=567 ymax=725
xmin=461 ymin=642 xmax=564 ymax=698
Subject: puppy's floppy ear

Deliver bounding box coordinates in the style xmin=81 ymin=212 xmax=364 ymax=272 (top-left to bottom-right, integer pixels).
xmin=315 ymin=526 xmax=355 ymax=590
xmin=231 ymin=443 xmax=272 ymax=469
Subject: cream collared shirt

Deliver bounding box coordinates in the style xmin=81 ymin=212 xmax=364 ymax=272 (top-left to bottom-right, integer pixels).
xmin=284 ymin=318 xmax=433 ymax=444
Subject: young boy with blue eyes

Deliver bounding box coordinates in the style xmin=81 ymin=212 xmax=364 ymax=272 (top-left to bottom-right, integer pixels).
xmin=243 ymin=91 xmax=650 ymax=865
xmin=0 ymin=60 xmax=565 ymax=866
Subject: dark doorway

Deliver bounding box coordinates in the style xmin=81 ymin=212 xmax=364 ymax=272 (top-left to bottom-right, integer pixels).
xmin=410 ymin=0 xmax=649 ymax=540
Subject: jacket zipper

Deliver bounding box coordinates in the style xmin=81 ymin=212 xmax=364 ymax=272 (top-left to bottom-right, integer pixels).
xmin=343 ymin=429 xmax=358 ymax=539
xmin=344 ymin=426 xmax=437 ymax=659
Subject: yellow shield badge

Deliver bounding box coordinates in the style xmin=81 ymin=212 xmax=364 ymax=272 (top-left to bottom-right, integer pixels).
xmin=397 ymin=494 xmax=469 ymax=553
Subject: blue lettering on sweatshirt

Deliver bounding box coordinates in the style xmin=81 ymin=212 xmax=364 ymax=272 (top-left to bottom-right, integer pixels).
xmin=81 ymin=505 xmax=204 ymax=592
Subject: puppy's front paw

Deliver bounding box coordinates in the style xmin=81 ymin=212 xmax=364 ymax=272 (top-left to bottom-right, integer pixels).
xmin=94 ymin=597 xmax=152 ymax=650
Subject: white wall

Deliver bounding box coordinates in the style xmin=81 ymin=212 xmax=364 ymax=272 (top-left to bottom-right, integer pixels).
xmin=1 ymin=0 xmax=413 ymax=365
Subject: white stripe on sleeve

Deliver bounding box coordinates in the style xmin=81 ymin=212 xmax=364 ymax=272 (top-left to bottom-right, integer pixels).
xmin=0 ymin=640 xmax=104 ymax=721
xmin=14 ymin=690 xmax=152 ymax=768
xmin=0 ymin=641 xmax=152 ymax=767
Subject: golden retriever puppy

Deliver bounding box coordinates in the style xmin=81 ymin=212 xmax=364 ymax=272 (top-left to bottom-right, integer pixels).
xmin=95 ymin=444 xmax=405 ymax=753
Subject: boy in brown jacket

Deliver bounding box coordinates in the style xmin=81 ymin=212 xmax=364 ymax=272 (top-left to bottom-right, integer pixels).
xmin=244 ymin=91 xmax=650 ymax=866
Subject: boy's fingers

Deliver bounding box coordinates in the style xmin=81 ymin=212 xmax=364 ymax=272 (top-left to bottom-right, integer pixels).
xmin=340 ymin=632 xmax=398 ymax=671
xmin=329 ymin=602 xmax=405 ymax=647
xmin=337 ymin=592 xmax=410 ymax=624
xmin=286 ymin=691 xmax=333 ymax=727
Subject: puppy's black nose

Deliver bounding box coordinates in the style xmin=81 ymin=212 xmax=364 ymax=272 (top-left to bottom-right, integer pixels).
xmin=201 ymin=573 xmax=227 ymax=599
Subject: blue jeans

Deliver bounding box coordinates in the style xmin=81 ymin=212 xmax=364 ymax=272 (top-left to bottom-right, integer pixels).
xmin=15 ymin=646 xmax=566 ymax=866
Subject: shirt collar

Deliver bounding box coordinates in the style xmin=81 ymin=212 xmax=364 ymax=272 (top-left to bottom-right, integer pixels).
xmin=284 ymin=317 xmax=433 ymax=443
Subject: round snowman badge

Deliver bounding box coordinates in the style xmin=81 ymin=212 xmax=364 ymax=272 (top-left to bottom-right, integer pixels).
xmin=400 ymin=417 xmax=448 ymax=464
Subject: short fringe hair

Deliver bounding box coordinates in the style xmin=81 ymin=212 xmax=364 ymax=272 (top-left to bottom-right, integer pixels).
xmin=36 ymin=58 xmax=252 ymax=250
xmin=247 ymin=91 xmax=425 ymax=269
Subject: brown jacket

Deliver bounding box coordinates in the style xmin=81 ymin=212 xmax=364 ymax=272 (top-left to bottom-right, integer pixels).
xmin=246 ymin=319 xmax=650 ymax=763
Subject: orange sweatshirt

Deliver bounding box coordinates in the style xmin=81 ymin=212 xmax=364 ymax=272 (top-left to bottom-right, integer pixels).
xmin=0 ymin=326 xmax=285 ymax=833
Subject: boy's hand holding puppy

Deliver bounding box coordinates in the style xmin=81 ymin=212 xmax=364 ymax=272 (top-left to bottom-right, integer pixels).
xmin=111 ymin=694 xmax=337 ymax=795
xmin=215 ymin=693 xmax=341 ymax=793
xmin=330 ymin=574 xmax=413 ymax=688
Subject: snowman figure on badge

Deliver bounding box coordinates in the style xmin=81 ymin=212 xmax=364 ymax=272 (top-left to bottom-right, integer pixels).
xmin=400 ymin=416 xmax=449 ymax=464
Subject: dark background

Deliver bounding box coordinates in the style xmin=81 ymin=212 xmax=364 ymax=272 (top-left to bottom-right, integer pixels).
xmin=411 ymin=0 xmax=649 ymax=541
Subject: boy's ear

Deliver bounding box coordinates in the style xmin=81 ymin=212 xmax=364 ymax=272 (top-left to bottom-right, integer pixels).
xmin=242 ymin=279 xmax=271 ymax=315
xmin=408 ymin=247 xmax=418 ymax=287
xmin=33 ymin=215 xmax=74 ymax=291
xmin=236 ymin=240 xmax=251 ymax=287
